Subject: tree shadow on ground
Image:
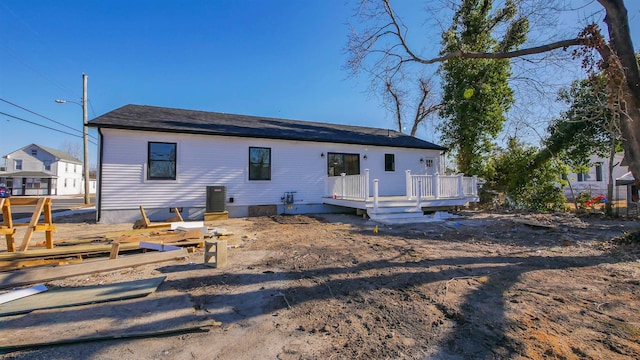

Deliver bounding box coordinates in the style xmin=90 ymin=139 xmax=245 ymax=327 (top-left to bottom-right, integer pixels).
xmin=160 ymin=250 xmax=616 ymax=358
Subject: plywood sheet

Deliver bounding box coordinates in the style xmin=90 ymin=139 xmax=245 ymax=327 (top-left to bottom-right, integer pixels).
xmin=0 ymin=289 xmax=213 ymax=350
xmin=0 ymin=277 xmax=166 ymax=316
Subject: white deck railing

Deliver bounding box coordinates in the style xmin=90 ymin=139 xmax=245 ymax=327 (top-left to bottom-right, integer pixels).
xmin=325 ymin=170 xmax=478 ymax=202
xmin=325 ymin=169 xmax=370 ymax=201
xmin=463 ymin=176 xmax=477 ymax=196
xmin=405 ymin=171 xmax=477 ymax=200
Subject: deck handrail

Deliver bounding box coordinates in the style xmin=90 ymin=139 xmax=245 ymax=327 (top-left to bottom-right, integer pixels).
xmin=325 ymin=170 xmax=369 ymax=200
xmin=407 ymin=172 xmax=477 ymax=199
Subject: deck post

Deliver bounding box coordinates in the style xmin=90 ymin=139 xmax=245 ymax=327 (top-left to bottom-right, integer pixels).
xmin=373 ymin=179 xmax=379 ymax=213
xmin=340 ymin=173 xmax=346 ymax=199
xmin=416 ymin=180 xmax=423 ymax=211
xmin=405 ymin=170 xmax=412 ymax=200
xmin=433 ymin=173 xmax=440 ymax=199
xmin=364 ymin=169 xmax=370 ymax=202
xmin=458 ymin=173 xmax=464 ymax=198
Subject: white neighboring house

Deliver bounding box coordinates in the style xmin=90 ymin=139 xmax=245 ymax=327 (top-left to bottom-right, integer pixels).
xmin=0 ymin=144 xmax=95 ymax=196
xmin=88 ymin=105 xmax=479 ymax=224
xmin=564 ymin=153 xmax=628 ymax=201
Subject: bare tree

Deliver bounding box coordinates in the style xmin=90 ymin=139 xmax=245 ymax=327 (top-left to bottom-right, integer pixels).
xmin=384 ymin=76 xmax=442 ymax=136
xmin=60 ymin=140 xmax=81 ymax=159
xmin=348 ymin=0 xmax=640 ymax=181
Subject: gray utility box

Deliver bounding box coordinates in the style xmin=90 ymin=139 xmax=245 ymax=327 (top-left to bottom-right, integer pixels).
xmin=206 ymin=186 xmax=226 ymax=213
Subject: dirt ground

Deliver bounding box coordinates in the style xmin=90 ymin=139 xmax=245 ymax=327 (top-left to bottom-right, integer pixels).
xmin=1 ymin=209 xmax=640 ymax=360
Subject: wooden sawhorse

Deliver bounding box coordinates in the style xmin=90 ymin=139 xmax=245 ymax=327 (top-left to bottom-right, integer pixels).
xmin=0 ymin=197 xmax=56 ymax=252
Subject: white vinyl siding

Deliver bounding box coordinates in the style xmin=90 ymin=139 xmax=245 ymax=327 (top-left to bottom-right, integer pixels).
xmin=98 ymin=129 xmax=443 ymax=211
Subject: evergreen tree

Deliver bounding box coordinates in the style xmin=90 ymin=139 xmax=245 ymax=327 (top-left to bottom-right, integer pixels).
xmin=438 ymin=0 xmax=528 ymax=176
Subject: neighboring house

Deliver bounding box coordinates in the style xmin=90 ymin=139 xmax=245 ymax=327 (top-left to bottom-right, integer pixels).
xmin=0 ymin=144 xmax=93 ymax=196
xmin=564 ymin=153 xmax=628 ymax=201
xmin=88 ymin=105 xmax=478 ymax=224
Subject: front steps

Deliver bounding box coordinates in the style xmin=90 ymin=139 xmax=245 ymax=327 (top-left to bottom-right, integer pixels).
xmin=366 ymin=204 xmax=451 ymax=224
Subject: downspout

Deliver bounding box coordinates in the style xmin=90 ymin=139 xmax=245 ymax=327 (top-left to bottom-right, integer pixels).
xmin=96 ymin=128 xmax=104 ymax=222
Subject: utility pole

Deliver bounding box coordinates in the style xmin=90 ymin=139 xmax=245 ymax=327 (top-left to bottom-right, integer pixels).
xmin=82 ymin=73 xmax=90 ymax=205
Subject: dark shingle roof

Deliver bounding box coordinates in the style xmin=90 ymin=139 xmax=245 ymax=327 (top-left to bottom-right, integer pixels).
xmin=88 ymin=105 xmax=446 ymax=151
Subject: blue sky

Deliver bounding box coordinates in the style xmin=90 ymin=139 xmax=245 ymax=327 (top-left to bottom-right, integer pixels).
xmin=1 ymin=0 xmax=639 ymax=167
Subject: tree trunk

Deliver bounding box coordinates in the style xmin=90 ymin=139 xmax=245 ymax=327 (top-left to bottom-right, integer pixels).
xmin=598 ymin=0 xmax=640 ymax=181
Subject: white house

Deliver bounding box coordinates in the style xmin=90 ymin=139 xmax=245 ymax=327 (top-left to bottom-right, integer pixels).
xmin=0 ymin=144 xmax=94 ymax=196
xmin=564 ymin=153 xmax=628 ymax=201
xmin=88 ymin=105 xmax=478 ymax=224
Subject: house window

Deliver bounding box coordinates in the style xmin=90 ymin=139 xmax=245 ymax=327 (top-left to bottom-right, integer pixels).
xmin=31 ymin=149 xmax=37 ymax=156
xmin=385 ymin=154 xmax=395 ymax=172
xmin=425 ymin=159 xmax=433 ymax=168
xmin=25 ymin=178 xmax=40 ymax=189
xmin=249 ymin=147 xmax=271 ymax=181
xmin=14 ymin=160 xmax=22 ymax=170
xmin=148 ymin=142 xmax=177 ymax=180
xmin=74 ymin=164 xmax=77 ymax=173
xmin=73 ymin=179 xmax=76 ymax=187
xmin=577 ymin=172 xmax=586 ymax=182
xmin=595 ymin=163 xmax=603 ymax=182
xmin=64 ymin=179 xmax=67 ymax=188
xmin=44 ymin=160 xmax=51 ymax=171
xmin=65 ymin=163 xmax=68 ymax=172
xmin=327 ymin=153 xmax=360 ymax=176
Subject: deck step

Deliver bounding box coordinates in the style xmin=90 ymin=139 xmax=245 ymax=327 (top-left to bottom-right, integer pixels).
xmin=367 ymin=205 xmax=424 ymax=220
xmin=367 ymin=206 xmax=421 ymax=214
xmin=368 ymin=212 xmax=425 ymax=220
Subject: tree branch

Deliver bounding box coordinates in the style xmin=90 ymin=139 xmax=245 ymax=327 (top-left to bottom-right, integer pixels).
xmin=417 ymin=38 xmax=588 ymax=64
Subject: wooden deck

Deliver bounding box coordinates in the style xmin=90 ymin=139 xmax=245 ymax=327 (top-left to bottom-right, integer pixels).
xmin=322 ymin=195 xmax=476 ymax=210
xmin=323 ymin=170 xmax=479 ymax=223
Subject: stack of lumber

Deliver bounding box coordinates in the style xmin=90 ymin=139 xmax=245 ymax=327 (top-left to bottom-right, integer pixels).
xmin=0 ymin=226 xmax=205 ymax=272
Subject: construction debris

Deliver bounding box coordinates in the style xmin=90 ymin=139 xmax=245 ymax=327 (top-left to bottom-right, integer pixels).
xmin=133 ymin=205 xmax=173 ymax=229
xmin=0 ymin=277 xmax=165 ymax=317
xmin=0 ymin=248 xmax=188 ymax=290
xmin=0 ymin=284 xmax=47 ymax=305
xmin=1 ymin=197 xmax=56 ymax=252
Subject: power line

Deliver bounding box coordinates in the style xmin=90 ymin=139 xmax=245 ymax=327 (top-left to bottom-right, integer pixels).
xmin=0 ymin=97 xmax=98 ymax=140
xmin=88 ymin=99 xmax=97 ymax=118
xmin=0 ymin=111 xmax=97 ymax=145
xmin=0 ymin=44 xmax=75 ymax=98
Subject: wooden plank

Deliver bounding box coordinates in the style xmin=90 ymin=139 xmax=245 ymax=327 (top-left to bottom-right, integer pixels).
xmin=0 ymin=242 xmax=141 ymax=261
xmin=33 ymin=224 xmax=56 ymax=231
xmin=0 ymin=276 xmax=165 ymax=316
xmin=19 ymin=197 xmax=47 ymax=251
xmin=115 ymin=229 xmax=203 ymax=244
xmin=43 ymin=198 xmax=54 ymax=249
xmin=140 ymin=205 xmax=151 ymax=226
xmin=4 ymin=198 xmax=41 ymax=206
xmin=104 ymin=228 xmax=171 ymax=238
xmin=109 ymin=242 xmax=121 ymax=259
xmin=2 ymin=198 xmax=15 ymax=252
xmin=166 ymin=207 xmax=184 ymax=222
xmin=35 ymin=237 xmax=101 ymax=247
xmin=0 ymin=321 xmax=219 ymax=352
xmin=0 ymin=284 xmax=47 ymax=305
xmin=0 ymin=257 xmax=83 ymax=271
xmin=0 ymin=248 xmax=188 ymax=289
